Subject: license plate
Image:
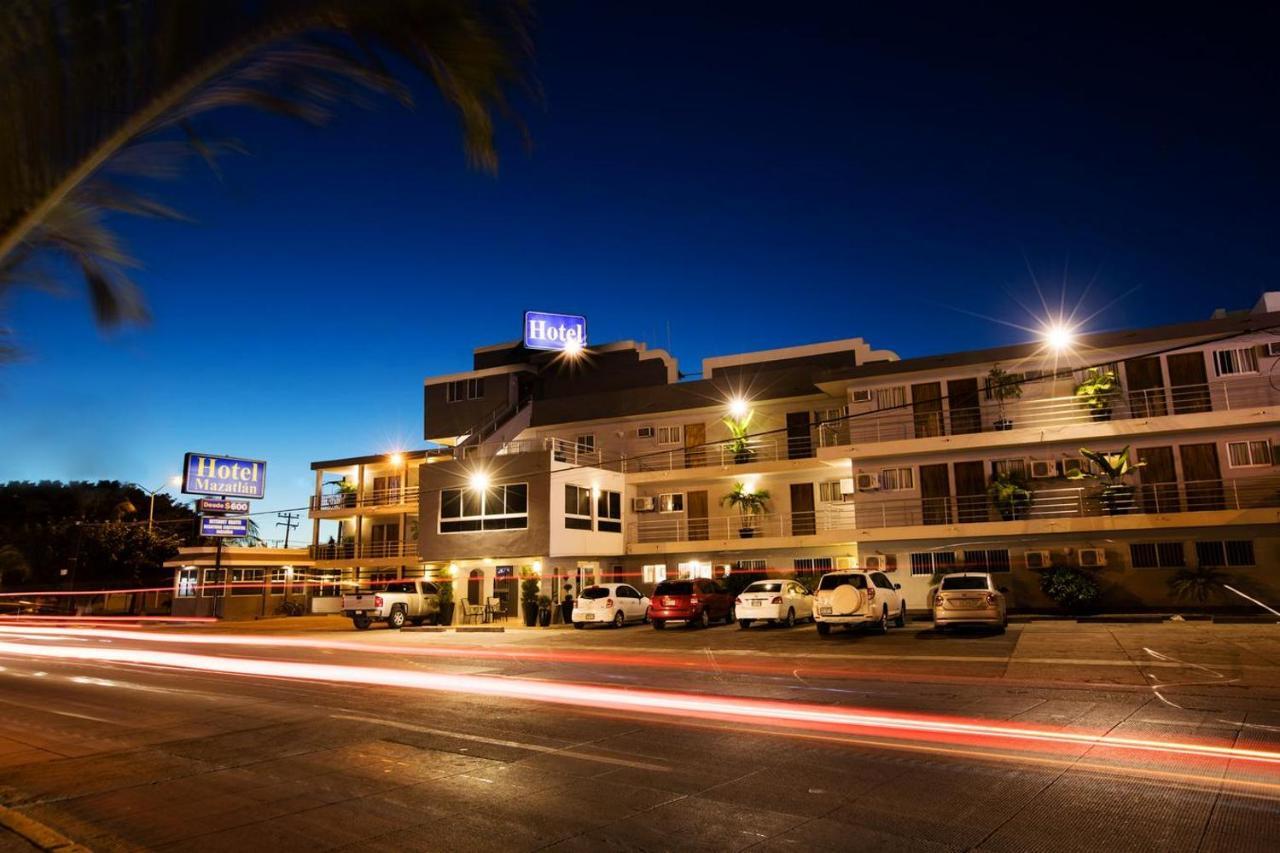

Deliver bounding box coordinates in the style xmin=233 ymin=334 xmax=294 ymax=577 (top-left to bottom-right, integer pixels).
xmin=819 ymin=607 xmax=832 ymax=616
xmin=664 ymin=598 xmax=676 ymax=606
xmin=584 ymin=613 xmax=595 ymax=620
xmin=751 ymin=599 xmax=763 ymax=606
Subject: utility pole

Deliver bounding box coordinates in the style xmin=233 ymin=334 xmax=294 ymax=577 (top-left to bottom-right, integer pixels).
xmin=276 ymin=511 xmax=300 ymax=547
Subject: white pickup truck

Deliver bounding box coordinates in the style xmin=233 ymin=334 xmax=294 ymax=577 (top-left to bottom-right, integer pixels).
xmin=342 ymin=580 xmax=441 ymax=630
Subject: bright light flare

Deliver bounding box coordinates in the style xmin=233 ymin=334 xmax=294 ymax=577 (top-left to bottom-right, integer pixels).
xmin=562 ymin=337 xmax=583 ymax=357
xmin=388 ymin=452 xmax=404 ymax=467
xmin=728 ymin=396 xmax=750 ymax=419
xmin=1043 ymin=322 xmax=1075 ymax=352
xmin=468 ymin=470 xmax=490 ymax=491
xmin=168 ymin=475 xmax=182 ymax=487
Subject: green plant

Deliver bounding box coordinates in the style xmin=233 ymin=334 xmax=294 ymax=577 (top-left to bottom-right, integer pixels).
xmin=520 ymin=571 xmax=540 ymax=608
xmin=536 ymin=594 xmax=552 ymax=609
xmin=987 ymin=364 xmax=1023 ymax=423
xmin=1168 ymin=565 xmax=1231 ymax=604
xmin=723 ymin=413 xmax=754 ymax=459
xmin=1074 ymin=368 xmax=1120 ymax=413
xmin=987 ymin=471 xmax=1032 ymax=520
xmin=720 ymin=481 xmax=771 ymax=529
xmin=334 ymin=479 xmax=357 ymax=494
xmin=1040 ymin=565 xmax=1099 ymax=611
xmin=1068 ymin=446 xmax=1145 ymax=513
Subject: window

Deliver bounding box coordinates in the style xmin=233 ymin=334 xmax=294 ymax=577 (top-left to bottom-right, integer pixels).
xmin=597 ymin=489 xmax=622 ymax=533
xmin=642 ymin=564 xmax=667 ymax=584
xmin=202 ymin=568 xmax=226 ymax=596
xmin=1130 ymin=542 xmax=1186 ymax=569
xmin=793 ymin=557 xmax=834 ymax=572
xmin=1196 ymin=540 xmax=1255 ymax=567
xmin=678 ymin=561 xmax=713 ymax=579
xmin=656 ymin=425 xmax=682 ymax=445
xmin=879 ymin=467 xmax=914 ymax=491
xmin=992 ymin=459 xmax=1028 ymax=479
xmin=1227 ymin=440 xmax=1273 ymax=468
xmin=734 ymin=558 xmax=768 ymax=576
xmin=176 ymin=568 xmax=198 ymax=598
xmin=813 ymin=406 xmax=845 ymax=424
xmin=637 ymin=425 xmax=655 ymax=438
xmin=1213 ymin=348 xmax=1258 ymax=377
xmin=440 ymin=483 xmax=529 ymax=532
xmin=658 ymin=493 xmax=684 ymax=513
xmin=565 ymin=484 xmax=593 ymax=530
xmin=445 ymin=377 xmax=486 ymax=402
xmin=575 ymin=434 xmax=595 ymax=453
xmin=940 ymin=576 xmax=991 ymax=591
xmin=910 ymin=552 xmax=956 ymax=576
xmin=818 ymin=480 xmax=845 ymax=502
xmin=961 ymin=549 xmax=1011 ymax=573
xmin=818 ymin=573 xmax=867 ymax=591
xmin=873 ymin=386 xmax=907 ymax=410
xmin=311 ymin=568 xmax=341 ymax=597
xmin=269 ymin=567 xmax=290 ymax=595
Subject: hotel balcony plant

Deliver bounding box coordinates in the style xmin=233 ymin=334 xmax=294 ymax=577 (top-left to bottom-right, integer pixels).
xmin=987 ymin=471 xmax=1032 ymax=521
xmin=520 ymin=570 xmax=540 ymax=627
xmin=1074 ymin=368 xmax=1120 ymax=422
xmin=330 ymin=478 xmax=357 ymax=509
xmin=721 ymin=482 xmax=770 ymax=538
xmin=1068 ymin=446 xmax=1145 ymax=514
xmin=987 ymin=365 xmax=1023 ymax=430
xmin=723 ymin=413 xmax=755 ymax=464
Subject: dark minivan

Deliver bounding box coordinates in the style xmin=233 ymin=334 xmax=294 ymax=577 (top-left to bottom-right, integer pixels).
xmin=649 ymin=578 xmax=735 ymax=629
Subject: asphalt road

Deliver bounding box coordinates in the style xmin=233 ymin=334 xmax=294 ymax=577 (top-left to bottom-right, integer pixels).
xmin=1 ymin=618 xmax=1280 ymax=851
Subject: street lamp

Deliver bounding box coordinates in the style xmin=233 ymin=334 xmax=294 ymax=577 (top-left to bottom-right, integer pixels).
xmin=130 ymin=476 xmax=182 ymax=531
xmin=1043 ymin=322 xmax=1075 ymax=353
xmin=728 ymin=396 xmax=750 ymax=419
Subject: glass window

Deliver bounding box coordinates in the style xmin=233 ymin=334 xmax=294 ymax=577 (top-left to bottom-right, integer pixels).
xmin=565 ymin=484 xmax=593 ymax=530
xmin=1196 ymin=540 xmax=1254 ymax=567
xmin=1131 ymin=542 xmax=1186 ymax=569
xmin=1227 ymin=440 xmax=1272 ymax=467
xmin=656 ymin=425 xmax=682 ymax=445
xmin=1213 ymin=348 xmax=1259 ymax=377
xmin=659 ymin=493 xmax=684 ymax=513
xmin=597 ymin=490 xmax=622 ymax=532
xmin=580 ymin=586 xmax=610 ymax=600
xmin=642 ymin=564 xmax=667 ymax=584
xmin=873 ymin=386 xmax=907 ymax=410
xmin=793 ymin=557 xmax=834 ymax=571
xmin=963 ymin=549 xmax=1011 ymax=573
xmin=940 ymin=576 xmax=990 ymax=591
xmin=910 ymin=552 xmax=956 ymax=577
xmin=879 ymin=467 xmax=914 ymax=491
xmin=440 ymin=483 xmax=529 ymax=533
xmin=202 ymin=568 xmax=226 ymax=596
xmin=268 ymin=567 xmax=289 ymax=595
xmin=176 ymin=568 xmax=198 ymax=598
xmin=745 ymin=582 xmax=784 ymax=593
xmin=654 ymin=581 xmax=694 ymax=596
xmin=817 ymin=573 xmax=867 ymax=591
xmin=230 ymin=568 xmax=262 ymax=596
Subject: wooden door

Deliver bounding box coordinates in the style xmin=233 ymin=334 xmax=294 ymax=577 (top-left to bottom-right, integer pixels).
xmin=786 ymin=411 xmax=813 ymax=459
xmin=1179 ymin=443 xmax=1224 ymax=510
xmin=1124 ymin=356 xmax=1167 ymax=417
xmin=683 ymin=422 xmax=706 ymax=468
xmin=947 ymin=377 xmax=982 ymax=435
xmin=919 ymin=463 xmax=952 ymax=525
xmin=952 ymin=460 xmax=988 ymax=523
xmin=1137 ymin=446 xmax=1178 ymax=513
xmin=686 ymin=490 xmax=709 ymax=540
xmin=790 ymin=483 xmax=816 ymax=535
xmin=912 ymin=382 xmax=944 ymax=438
xmin=1167 ymin=353 xmax=1211 ymax=414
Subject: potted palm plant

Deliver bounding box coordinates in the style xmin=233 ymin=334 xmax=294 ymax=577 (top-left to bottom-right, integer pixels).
xmin=520 ymin=571 xmax=540 ymax=627
xmin=721 ymin=481 xmax=770 ymax=538
xmin=537 ymin=594 xmax=553 ymax=627
xmin=987 ymin=471 xmax=1032 ymax=521
xmin=1068 ymin=446 xmax=1145 ymax=514
xmin=723 ymin=413 xmax=754 ymax=464
xmin=1075 ymin=368 xmax=1119 ymax=422
xmin=987 ymin=365 xmax=1023 ymax=430
xmin=435 ymin=577 xmax=455 ymax=626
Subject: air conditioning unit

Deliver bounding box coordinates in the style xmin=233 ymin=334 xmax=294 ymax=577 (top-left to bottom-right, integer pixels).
xmin=631 ymin=497 xmax=656 ymax=512
xmin=851 ymin=389 xmax=873 ymax=403
xmin=1024 ymin=550 xmax=1051 ymax=570
xmin=1078 ymin=547 xmax=1107 ymax=568
xmin=854 ymin=472 xmax=880 ymax=491
xmin=836 ymin=556 xmax=856 ymax=570
xmin=862 ymin=555 xmax=883 ymax=571
xmin=1029 ymin=460 xmax=1057 ymax=479
xmin=637 ymin=426 xmax=655 ymax=438
xmin=839 ymin=477 xmax=856 ymax=495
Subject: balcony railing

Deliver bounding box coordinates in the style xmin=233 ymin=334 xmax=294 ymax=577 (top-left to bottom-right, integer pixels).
xmin=310 ymin=486 xmax=420 ymax=511
xmin=310 ymin=540 xmax=419 ymax=560
xmin=819 ymin=376 xmax=1280 ymax=447
xmin=627 ymin=476 xmax=1280 ymax=544
xmin=620 ymin=435 xmax=821 ymax=473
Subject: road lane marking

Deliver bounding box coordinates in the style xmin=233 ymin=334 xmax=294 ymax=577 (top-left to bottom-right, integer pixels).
xmin=329 ymin=713 xmax=670 ymax=772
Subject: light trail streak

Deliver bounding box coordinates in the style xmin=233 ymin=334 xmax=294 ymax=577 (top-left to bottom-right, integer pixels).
xmin=0 ymin=615 xmax=217 ymax=624
xmin=1 ymin=636 xmax=1278 ymax=771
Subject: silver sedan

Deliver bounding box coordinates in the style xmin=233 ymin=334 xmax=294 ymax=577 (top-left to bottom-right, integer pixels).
xmin=933 ymin=573 xmax=1008 ymax=632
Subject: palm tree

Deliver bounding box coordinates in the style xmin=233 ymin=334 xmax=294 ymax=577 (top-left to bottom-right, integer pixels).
xmin=1068 ymin=445 xmax=1146 ymax=514
xmin=0 ymin=0 xmax=530 ymax=335
xmin=720 ymin=481 xmax=770 ymax=538
xmin=1169 ymin=565 xmax=1231 ymax=604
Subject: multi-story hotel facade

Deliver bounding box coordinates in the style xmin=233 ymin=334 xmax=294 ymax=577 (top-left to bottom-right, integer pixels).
xmin=291 ymin=294 xmax=1280 ymax=621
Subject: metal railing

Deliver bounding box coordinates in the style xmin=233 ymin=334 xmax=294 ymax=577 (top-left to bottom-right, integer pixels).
xmin=818 ymin=376 xmax=1280 ymax=447
xmin=310 ymin=486 xmax=420 ymax=511
xmin=310 ymin=540 xmax=418 ymax=560
xmin=620 ymin=435 xmax=819 ymax=473
xmin=627 ymin=475 xmax=1280 ymax=543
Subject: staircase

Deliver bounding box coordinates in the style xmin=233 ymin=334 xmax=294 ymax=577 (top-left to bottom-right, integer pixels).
xmin=454 ymin=398 xmax=533 ymax=458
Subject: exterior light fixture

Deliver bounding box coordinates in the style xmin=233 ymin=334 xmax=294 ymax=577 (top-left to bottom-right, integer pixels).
xmin=1044 ymin=323 xmax=1075 ymax=352
xmin=469 ymin=471 xmax=491 ymax=491
xmin=563 ymin=337 xmax=583 ymax=357
xmin=532 ymin=560 xmax=543 ymax=575
xmin=728 ymin=397 xmax=750 ymax=419
xmin=447 ymin=563 xmax=458 ymax=577
xmin=388 ymin=452 xmax=404 ymax=467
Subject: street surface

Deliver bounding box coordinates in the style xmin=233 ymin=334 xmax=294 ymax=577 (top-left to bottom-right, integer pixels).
xmin=2 ymin=617 xmax=1280 ymax=851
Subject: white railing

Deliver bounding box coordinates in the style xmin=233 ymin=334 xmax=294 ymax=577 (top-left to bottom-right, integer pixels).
xmin=620 ymin=435 xmax=818 ymax=473
xmin=818 ymin=376 xmax=1280 ymax=447
xmin=310 ymin=540 xmax=418 ymax=560
xmin=311 ymin=485 xmax=419 ymax=511
xmin=631 ymin=506 xmax=857 ymax=543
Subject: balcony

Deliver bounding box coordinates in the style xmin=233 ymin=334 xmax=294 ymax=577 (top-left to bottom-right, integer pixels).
xmin=310 ymin=540 xmax=418 ymax=561
xmin=309 ymin=486 xmax=420 ymax=512
xmin=819 ymin=377 xmax=1280 ymax=448
xmin=627 ymin=476 xmax=1280 ymax=545
xmin=620 ymin=435 xmax=824 ymax=474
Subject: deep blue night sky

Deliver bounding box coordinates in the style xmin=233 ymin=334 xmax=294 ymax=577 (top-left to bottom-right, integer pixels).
xmin=2 ymin=3 xmax=1277 ymax=520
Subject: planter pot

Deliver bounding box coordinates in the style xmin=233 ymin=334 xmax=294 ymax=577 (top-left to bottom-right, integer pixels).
xmin=1089 ymin=407 xmax=1113 ymax=422
xmin=739 ymin=527 xmax=756 ymax=539
xmin=538 ymin=608 xmax=552 ymax=627
xmin=523 ymin=605 xmax=538 ymax=627
xmin=734 ymin=451 xmax=753 ymax=465
xmin=1102 ymin=485 xmax=1134 ymax=515
xmin=438 ymin=602 xmax=456 ymax=626
xmin=561 ymin=600 xmax=574 ymax=624
xmin=994 ymin=418 xmax=1013 ymax=431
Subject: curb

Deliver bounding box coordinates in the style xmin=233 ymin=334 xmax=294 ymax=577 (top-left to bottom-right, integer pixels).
xmin=0 ymin=804 xmax=91 ymax=852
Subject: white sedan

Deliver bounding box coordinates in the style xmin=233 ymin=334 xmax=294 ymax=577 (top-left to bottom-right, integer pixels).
xmin=571 ymin=583 xmax=652 ymax=628
xmin=736 ymin=580 xmax=814 ymax=628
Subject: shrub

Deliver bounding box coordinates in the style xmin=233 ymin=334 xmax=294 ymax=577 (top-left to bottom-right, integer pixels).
xmin=1040 ymin=565 xmax=1099 ymax=611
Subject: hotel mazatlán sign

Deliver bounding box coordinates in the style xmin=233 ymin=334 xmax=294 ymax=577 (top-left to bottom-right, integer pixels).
xmin=182 ymin=453 xmax=267 ymax=499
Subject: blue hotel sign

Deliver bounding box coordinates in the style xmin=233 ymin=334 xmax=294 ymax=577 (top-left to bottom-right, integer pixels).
xmin=523 ymin=311 xmax=587 ymax=352
xmin=200 ymin=516 xmax=249 ymax=538
xmin=182 ymin=453 xmax=267 ymax=499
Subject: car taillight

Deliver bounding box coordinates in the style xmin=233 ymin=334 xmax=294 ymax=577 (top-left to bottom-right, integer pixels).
xmin=771 ymin=596 xmax=782 ymax=604
xmin=606 ymin=598 xmax=614 ymax=608
xmin=374 ymin=595 xmax=384 ymax=608
xmin=689 ymin=596 xmax=699 ymax=605
xmin=866 ymin=587 xmax=876 ymax=602
xmin=985 ymin=593 xmax=998 ymax=605
xmin=735 ymin=597 xmax=743 ymax=605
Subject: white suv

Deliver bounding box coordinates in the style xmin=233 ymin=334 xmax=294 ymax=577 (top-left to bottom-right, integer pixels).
xmin=813 ymin=570 xmax=906 ymax=635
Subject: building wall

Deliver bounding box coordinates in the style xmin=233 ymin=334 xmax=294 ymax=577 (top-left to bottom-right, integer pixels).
xmin=548 ymin=465 xmax=626 ymax=557
xmin=417 ymin=451 xmax=551 ymax=562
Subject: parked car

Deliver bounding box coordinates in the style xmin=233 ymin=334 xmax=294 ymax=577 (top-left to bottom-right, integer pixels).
xmin=342 ymin=580 xmax=440 ymax=630
xmin=649 ymin=578 xmax=735 ymax=629
xmin=736 ymin=579 xmax=814 ymax=628
xmin=933 ymin=573 xmax=1007 ymax=632
xmin=571 ymin=583 xmax=652 ymax=628
xmin=813 ymin=570 xmax=905 ymax=635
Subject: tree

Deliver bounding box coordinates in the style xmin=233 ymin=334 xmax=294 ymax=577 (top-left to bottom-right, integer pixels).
xmin=1168 ymin=565 xmax=1231 ymax=604
xmin=75 ymin=522 xmax=182 ymax=586
xmin=0 ymin=545 xmax=31 ymax=588
xmin=1040 ymin=565 xmax=1099 ymax=611
xmin=0 ymin=1 xmax=530 ymax=338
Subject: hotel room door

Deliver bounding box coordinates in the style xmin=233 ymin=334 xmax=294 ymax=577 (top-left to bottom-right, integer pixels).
xmin=684 ymin=423 xmax=706 ymax=468
xmin=686 ymin=490 xmax=709 ymax=540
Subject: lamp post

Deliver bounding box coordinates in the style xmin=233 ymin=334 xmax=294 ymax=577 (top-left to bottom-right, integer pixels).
xmin=130 ymin=476 xmax=182 ymax=531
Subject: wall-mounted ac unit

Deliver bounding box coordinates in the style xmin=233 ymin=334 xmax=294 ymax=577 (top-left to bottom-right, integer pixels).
xmin=637 ymin=426 xmax=655 ymax=438
xmin=854 ymin=472 xmax=880 ymax=491
xmin=631 ymin=497 xmax=656 ymax=512
xmin=862 ymin=555 xmax=883 ymax=571
xmin=1029 ymin=460 xmax=1057 ymax=479
xmin=1078 ymin=547 xmax=1107 ymax=568
xmin=835 ymin=556 xmax=855 ymax=570
xmin=851 ymin=389 xmax=873 ymax=403
xmin=839 ymin=477 xmax=856 ymax=495
xmin=1024 ymin=550 xmax=1051 ymax=570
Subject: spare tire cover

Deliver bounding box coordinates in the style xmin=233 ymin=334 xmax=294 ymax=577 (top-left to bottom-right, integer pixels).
xmin=830 ymin=583 xmax=862 ymax=614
